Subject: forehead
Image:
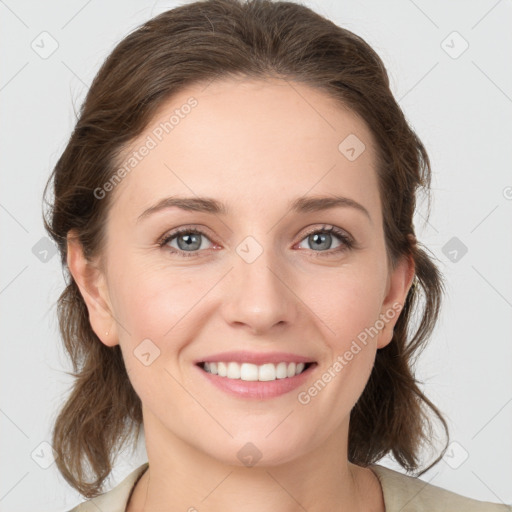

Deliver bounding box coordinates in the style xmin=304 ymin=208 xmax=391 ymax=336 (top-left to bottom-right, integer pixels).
xmin=109 ymin=76 xmax=381 ymax=221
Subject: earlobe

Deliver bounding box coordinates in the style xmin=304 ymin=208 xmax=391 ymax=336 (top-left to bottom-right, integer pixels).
xmin=376 ymin=252 xmax=415 ymax=349
xmin=66 ymin=231 xmax=118 ymax=347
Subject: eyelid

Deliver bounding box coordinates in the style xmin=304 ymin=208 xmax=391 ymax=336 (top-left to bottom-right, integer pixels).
xmin=158 ymin=224 xmax=216 ymax=246
xmin=298 ymin=224 xmax=354 ymax=246
xmin=158 ymin=225 xmax=218 ymax=259
xmin=159 ymin=223 xmax=356 ymax=257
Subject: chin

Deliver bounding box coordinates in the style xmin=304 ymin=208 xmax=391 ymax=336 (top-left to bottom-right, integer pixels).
xmin=205 ymin=432 xmax=309 ymax=468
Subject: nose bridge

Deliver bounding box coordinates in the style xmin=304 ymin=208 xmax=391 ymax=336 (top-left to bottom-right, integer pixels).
xmin=222 ymin=233 xmax=296 ymax=332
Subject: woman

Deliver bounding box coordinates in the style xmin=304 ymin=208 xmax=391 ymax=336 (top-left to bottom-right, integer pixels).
xmin=43 ymin=0 xmax=510 ymax=510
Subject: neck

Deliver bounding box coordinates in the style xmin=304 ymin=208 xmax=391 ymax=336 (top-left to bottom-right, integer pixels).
xmin=126 ymin=411 xmax=384 ymax=512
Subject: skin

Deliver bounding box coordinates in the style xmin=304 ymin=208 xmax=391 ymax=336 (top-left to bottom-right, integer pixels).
xmin=67 ymin=76 xmax=414 ymax=511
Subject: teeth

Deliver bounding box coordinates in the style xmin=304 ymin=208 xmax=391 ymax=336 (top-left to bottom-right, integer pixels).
xmin=202 ymin=361 xmax=308 ymax=381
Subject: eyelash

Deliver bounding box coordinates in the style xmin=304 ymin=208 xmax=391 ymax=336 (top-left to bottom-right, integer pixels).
xmin=158 ymin=225 xmax=355 ymax=258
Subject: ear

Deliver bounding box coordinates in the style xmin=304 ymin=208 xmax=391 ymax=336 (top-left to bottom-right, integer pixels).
xmin=376 ymin=247 xmax=415 ymax=350
xmin=66 ymin=231 xmax=118 ymax=347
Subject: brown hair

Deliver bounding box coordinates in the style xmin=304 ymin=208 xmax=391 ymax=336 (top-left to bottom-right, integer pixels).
xmin=43 ymin=0 xmax=449 ymax=498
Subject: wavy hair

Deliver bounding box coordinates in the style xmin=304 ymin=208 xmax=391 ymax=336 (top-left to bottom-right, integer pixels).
xmin=43 ymin=0 xmax=449 ymax=498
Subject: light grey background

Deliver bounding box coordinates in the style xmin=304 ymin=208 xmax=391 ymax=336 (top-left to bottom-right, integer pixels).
xmin=1 ymin=0 xmax=511 ymax=510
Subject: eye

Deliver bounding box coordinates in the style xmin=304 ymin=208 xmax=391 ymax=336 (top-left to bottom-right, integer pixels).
xmin=296 ymin=225 xmax=354 ymax=255
xmin=159 ymin=227 xmax=215 ymax=257
xmin=159 ymin=224 xmax=355 ymax=258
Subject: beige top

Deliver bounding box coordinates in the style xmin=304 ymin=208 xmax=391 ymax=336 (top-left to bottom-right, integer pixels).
xmin=67 ymin=462 xmax=511 ymax=511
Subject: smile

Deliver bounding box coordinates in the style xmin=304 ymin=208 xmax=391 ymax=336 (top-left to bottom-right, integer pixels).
xmin=199 ymin=361 xmax=313 ymax=381
xmin=196 ymin=361 xmax=317 ymax=399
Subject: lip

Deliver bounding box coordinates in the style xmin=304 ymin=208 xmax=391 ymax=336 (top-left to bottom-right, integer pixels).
xmin=194 ymin=351 xmax=315 ymax=365
xmin=195 ymin=361 xmax=317 ymax=399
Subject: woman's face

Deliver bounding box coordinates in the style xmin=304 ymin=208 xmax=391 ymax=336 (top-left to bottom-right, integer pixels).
xmin=72 ymin=77 xmax=412 ymax=467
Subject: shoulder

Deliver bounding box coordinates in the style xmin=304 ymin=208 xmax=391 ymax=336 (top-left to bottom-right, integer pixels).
xmin=370 ymin=464 xmax=512 ymax=512
xmin=66 ymin=463 xmax=149 ymax=512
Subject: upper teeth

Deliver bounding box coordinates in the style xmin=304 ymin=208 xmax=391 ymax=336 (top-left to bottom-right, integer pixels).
xmin=203 ymin=361 xmax=307 ymax=381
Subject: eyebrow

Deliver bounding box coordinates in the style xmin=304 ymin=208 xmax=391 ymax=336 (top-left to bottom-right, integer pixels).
xmin=136 ymin=194 xmax=371 ymax=223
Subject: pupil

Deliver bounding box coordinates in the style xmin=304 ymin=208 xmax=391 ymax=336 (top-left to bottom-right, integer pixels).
xmin=178 ymin=233 xmax=200 ymax=251
xmin=311 ymin=233 xmax=330 ymax=250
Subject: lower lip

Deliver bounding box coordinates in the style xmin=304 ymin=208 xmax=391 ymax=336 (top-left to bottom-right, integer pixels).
xmin=195 ymin=363 xmax=317 ymax=399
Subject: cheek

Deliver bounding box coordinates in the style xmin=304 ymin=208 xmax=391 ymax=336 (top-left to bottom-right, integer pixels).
xmin=110 ymin=265 xmax=205 ymax=403
xmin=301 ymin=263 xmax=386 ymax=347
xmin=109 ymin=256 xmax=210 ymax=339
xmin=290 ymin=272 xmax=385 ymax=439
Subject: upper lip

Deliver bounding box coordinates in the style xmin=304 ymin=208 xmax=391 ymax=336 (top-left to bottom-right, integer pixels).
xmin=195 ymin=351 xmax=315 ymax=365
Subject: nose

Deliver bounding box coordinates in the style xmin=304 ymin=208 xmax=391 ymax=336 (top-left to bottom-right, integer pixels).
xmin=220 ymin=244 xmax=298 ymax=335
